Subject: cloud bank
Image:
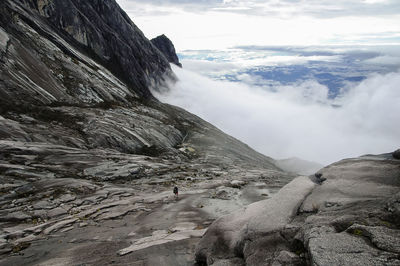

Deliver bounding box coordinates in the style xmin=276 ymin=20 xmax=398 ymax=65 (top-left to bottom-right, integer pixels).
xmin=154 ymin=66 xmax=400 ymax=165
xmin=117 ymin=0 xmax=400 ymax=50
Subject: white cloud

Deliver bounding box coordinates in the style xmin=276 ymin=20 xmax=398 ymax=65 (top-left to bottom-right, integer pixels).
xmin=117 ymin=0 xmax=400 ymax=50
xmin=365 ymin=55 xmax=400 ymax=66
xmin=153 ymin=66 xmax=400 ymax=165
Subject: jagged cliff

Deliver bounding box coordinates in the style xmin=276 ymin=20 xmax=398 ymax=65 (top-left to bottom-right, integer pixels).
xmin=151 ymin=34 xmax=182 ymax=67
xmin=0 ymin=0 xmax=172 ymax=101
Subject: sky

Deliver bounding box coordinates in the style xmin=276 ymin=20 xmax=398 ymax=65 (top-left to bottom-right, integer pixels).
xmin=117 ymin=0 xmax=400 ymax=165
xmin=117 ymin=0 xmax=400 ymax=50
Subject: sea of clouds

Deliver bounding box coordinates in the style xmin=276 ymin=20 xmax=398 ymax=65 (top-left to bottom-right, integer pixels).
xmin=153 ymin=47 xmax=400 ymax=165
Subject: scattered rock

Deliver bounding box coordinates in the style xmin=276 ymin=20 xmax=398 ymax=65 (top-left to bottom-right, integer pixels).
xmin=43 ymin=218 xmax=78 ymax=235
xmin=230 ymin=180 xmax=246 ymax=188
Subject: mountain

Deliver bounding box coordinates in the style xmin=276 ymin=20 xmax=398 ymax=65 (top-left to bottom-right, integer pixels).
xmin=151 ymin=34 xmax=182 ymax=67
xmin=1 ymin=0 xmax=399 ymax=265
xmin=0 ymin=0 xmax=280 ymax=168
xmin=0 ymin=0 xmax=292 ymax=264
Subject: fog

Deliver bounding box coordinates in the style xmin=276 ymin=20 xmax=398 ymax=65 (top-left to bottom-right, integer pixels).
xmin=153 ymin=66 xmax=400 ymax=165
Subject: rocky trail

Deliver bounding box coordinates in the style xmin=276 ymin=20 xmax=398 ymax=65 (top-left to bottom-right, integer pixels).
xmin=0 ymin=155 xmax=289 ymax=265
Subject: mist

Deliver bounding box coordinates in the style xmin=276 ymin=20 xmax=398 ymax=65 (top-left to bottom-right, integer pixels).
xmin=153 ymin=66 xmax=400 ymax=165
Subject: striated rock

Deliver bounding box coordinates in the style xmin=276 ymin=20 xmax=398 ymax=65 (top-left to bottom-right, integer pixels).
xmin=10 ymin=0 xmax=172 ymax=99
xmin=42 ymin=218 xmax=78 ymax=235
xmin=118 ymin=228 xmax=206 ymax=256
xmin=151 ymin=34 xmax=182 ymax=67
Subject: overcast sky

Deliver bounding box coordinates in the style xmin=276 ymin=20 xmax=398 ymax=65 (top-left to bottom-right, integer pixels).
xmin=117 ymin=0 xmax=400 ymax=50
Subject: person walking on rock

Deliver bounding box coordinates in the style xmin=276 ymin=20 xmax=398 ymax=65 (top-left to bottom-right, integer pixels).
xmin=173 ymin=186 xmax=179 ymax=199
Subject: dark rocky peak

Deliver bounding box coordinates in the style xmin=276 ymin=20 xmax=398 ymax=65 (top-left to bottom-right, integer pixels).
xmin=151 ymin=34 xmax=182 ymax=67
xmin=6 ymin=0 xmax=173 ymax=99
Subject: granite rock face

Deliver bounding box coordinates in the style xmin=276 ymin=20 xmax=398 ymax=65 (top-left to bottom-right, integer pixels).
xmin=151 ymin=34 xmax=182 ymax=67
xmin=195 ymin=153 xmax=400 ymax=265
xmin=1 ymin=0 xmax=172 ymax=101
xmin=0 ymin=0 xmax=290 ymax=263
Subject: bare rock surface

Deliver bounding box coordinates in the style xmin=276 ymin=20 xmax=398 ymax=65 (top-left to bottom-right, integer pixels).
xmin=195 ymin=154 xmax=400 ymax=265
xmin=1 ymin=0 xmax=398 ymax=265
xmin=151 ymin=34 xmax=182 ymax=67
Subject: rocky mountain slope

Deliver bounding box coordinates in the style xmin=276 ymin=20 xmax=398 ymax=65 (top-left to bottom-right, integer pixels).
xmin=1 ymin=0 xmax=399 ymax=265
xmin=196 ymin=151 xmax=400 ymax=265
xmin=0 ymin=0 xmax=293 ymax=264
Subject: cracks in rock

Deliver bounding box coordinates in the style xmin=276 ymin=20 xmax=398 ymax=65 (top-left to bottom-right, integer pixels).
xmin=0 ymin=38 xmax=10 ymax=63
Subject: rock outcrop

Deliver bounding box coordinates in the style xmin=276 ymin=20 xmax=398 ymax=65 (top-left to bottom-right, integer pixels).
xmin=195 ymin=152 xmax=400 ymax=265
xmin=0 ymin=0 xmax=279 ymax=168
xmin=151 ymin=34 xmax=182 ymax=67
xmin=0 ymin=0 xmax=172 ymax=101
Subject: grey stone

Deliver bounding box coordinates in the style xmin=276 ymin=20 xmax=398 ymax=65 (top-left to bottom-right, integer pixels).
xmin=308 ymin=231 xmax=399 ymax=266
xmin=151 ymin=34 xmax=182 ymax=67
xmin=393 ymin=149 xmax=400 ymax=159
xmin=346 ymin=224 xmax=400 ymax=253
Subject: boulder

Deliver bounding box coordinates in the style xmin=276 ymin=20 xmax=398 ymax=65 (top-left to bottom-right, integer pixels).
xmin=196 ymin=155 xmax=400 ymax=265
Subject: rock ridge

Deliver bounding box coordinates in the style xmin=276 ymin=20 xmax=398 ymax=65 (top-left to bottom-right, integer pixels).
xmin=151 ymin=34 xmax=182 ymax=67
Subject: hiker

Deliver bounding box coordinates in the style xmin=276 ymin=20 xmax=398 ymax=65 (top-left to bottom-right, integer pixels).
xmin=173 ymin=186 xmax=178 ymax=198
